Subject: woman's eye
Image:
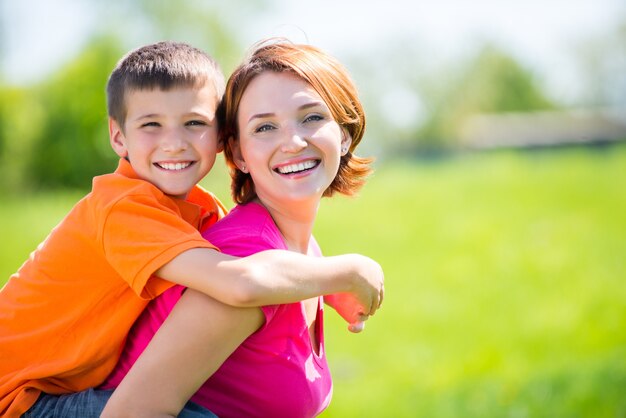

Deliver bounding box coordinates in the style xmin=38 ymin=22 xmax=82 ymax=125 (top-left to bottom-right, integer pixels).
xmin=304 ymin=114 xmax=324 ymax=123
xmin=255 ymin=123 xmax=275 ymax=133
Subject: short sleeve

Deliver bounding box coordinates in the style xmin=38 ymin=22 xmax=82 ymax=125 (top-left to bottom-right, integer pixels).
xmin=101 ymin=193 xmax=216 ymax=298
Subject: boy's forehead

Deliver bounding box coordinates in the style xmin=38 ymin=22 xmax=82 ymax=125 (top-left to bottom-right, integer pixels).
xmin=124 ymin=84 xmax=219 ymax=117
xmin=126 ymin=81 xmax=217 ymax=99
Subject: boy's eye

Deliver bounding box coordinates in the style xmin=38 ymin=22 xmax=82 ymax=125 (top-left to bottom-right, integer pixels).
xmin=186 ymin=120 xmax=207 ymax=127
xmin=141 ymin=121 xmax=160 ymax=128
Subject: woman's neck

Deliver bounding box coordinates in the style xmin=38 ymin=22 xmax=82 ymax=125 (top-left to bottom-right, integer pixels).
xmin=253 ymin=197 xmax=318 ymax=254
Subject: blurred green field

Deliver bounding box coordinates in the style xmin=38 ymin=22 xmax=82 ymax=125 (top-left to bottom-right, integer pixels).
xmin=1 ymin=145 xmax=625 ymax=417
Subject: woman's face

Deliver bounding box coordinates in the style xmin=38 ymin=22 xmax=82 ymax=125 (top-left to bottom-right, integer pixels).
xmin=233 ymin=71 xmax=351 ymax=209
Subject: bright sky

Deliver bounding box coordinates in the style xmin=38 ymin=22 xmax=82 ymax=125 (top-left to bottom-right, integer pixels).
xmin=2 ymin=0 xmax=624 ymax=107
xmin=250 ymin=0 xmax=621 ymax=61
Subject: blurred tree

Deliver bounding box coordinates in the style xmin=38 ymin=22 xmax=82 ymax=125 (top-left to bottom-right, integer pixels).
xmin=88 ymin=0 xmax=270 ymax=73
xmin=0 ymin=88 xmax=5 ymax=179
xmin=24 ymin=36 xmax=123 ymax=189
xmin=7 ymin=0 xmax=273 ymax=190
xmin=416 ymin=45 xmax=556 ymax=150
xmin=338 ymin=39 xmax=557 ymax=157
xmin=0 ymin=85 xmax=46 ymax=191
xmin=338 ymin=40 xmax=431 ymax=160
xmin=576 ymin=18 xmax=626 ymax=108
xmin=0 ymin=0 xmax=7 ymax=172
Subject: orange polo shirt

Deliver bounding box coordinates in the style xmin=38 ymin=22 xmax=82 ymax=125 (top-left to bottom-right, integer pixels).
xmin=0 ymin=159 xmax=226 ymax=417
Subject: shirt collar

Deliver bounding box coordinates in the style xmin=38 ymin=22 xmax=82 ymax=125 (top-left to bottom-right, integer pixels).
xmin=114 ymin=158 xmax=139 ymax=179
xmin=114 ymin=158 xmax=223 ymax=230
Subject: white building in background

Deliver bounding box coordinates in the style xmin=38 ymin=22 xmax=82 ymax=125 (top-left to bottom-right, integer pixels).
xmin=459 ymin=108 xmax=626 ymax=149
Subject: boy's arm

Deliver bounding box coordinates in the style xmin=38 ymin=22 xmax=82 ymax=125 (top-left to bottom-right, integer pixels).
xmin=156 ymin=248 xmax=384 ymax=323
xmin=101 ymin=289 xmax=263 ymax=418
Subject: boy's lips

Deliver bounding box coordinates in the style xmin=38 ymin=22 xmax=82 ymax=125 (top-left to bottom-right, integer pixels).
xmin=273 ymin=158 xmax=320 ymax=175
xmin=154 ymin=161 xmax=194 ymax=171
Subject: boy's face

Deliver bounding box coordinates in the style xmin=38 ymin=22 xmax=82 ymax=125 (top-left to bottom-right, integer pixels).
xmin=109 ymin=83 xmax=220 ymax=199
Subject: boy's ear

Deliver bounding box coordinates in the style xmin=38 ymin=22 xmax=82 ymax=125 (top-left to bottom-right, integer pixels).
xmin=109 ymin=117 xmax=128 ymax=158
xmin=228 ymin=137 xmax=247 ymax=173
xmin=341 ymin=128 xmax=353 ymax=156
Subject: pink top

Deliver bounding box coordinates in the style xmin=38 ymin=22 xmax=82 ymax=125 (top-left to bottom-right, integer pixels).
xmin=103 ymin=202 xmax=332 ymax=418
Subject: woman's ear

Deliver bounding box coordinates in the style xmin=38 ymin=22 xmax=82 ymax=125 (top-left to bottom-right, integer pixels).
xmin=341 ymin=128 xmax=353 ymax=156
xmin=229 ymin=137 xmax=248 ymax=173
xmin=109 ymin=118 xmax=128 ymax=158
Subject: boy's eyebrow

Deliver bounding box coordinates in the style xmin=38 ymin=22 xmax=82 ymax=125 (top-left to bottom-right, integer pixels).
xmin=185 ymin=110 xmax=215 ymax=119
xmin=131 ymin=113 xmax=159 ymax=122
xmin=131 ymin=111 xmax=214 ymax=122
xmin=247 ymin=101 xmax=326 ymax=124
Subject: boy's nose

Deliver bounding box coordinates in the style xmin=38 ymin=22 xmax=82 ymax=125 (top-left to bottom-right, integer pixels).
xmin=161 ymin=129 xmax=188 ymax=152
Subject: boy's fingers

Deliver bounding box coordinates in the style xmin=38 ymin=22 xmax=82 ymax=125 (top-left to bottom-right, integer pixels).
xmin=370 ymin=284 xmax=384 ymax=316
xmin=348 ymin=321 xmax=365 ymax=333
xmin=369 ymin=292 xmax=379 ymax=316
xmin=370 ymin=285 xmax=385 ymax=315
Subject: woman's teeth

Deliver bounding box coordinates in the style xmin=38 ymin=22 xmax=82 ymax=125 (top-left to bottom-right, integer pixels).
xmin=276 ymin=160 xmax=318 ymax=174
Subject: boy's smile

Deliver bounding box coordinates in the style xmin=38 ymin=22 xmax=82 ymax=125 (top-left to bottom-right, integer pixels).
xmin=109 ymin=84 xmax=219 ymax=199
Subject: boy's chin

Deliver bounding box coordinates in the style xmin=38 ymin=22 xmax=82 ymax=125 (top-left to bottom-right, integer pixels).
xmin=156 ymin=184 xmax=192 ymax=200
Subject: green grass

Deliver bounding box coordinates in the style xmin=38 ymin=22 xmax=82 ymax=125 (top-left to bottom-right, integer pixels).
xmin=314 ymin=145 xmax=626 ymax=417
xmin=2 ymin=146 xmax=625 ymax=417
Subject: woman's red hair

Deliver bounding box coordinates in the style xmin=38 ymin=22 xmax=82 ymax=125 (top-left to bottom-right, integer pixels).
xmin=218 ymin=39 xmax=373 ymax=204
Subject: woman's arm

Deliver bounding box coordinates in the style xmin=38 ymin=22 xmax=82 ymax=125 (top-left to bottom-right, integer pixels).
xmin=100 ymin=289 xmax=264 ymax=418
xmin=157 ymin=248 xmax=384 ymax=323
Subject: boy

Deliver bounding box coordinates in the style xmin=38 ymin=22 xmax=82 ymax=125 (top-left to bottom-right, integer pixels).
xmin=0 ymin=41 xmax=383 ymax=417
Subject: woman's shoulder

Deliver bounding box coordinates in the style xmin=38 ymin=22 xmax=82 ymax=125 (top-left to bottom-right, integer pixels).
xmin=211 ymin=202 xmax=273 ymax=234
xmin=203 ymin=202 xmax=286 ymax=256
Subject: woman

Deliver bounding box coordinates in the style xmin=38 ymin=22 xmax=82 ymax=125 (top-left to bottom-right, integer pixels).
xmin=101 ymin=39 xmax=375 ymax=418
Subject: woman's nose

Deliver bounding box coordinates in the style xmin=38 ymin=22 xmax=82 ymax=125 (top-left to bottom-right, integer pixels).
xmin=281 ymin=127 xmax=308 ymax=153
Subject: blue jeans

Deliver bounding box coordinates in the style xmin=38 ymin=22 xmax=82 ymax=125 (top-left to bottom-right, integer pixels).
xmin=22 ymin=388 xmax=218 ymax=417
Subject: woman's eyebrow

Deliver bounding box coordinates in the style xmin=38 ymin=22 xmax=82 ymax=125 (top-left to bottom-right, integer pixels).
xmin=298 ymin=101 xmax=325 ymax=111
xmin=247 ymin=101 xmax=327 ymax=123
xmin=247 ymin=112 xmax=275 ymax=124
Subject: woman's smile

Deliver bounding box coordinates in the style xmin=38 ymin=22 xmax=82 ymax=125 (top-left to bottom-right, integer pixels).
xmin=235 ymin=71 xmax=345 ymax=205
xmin=273 ymin=158 xmax=321 ymax=176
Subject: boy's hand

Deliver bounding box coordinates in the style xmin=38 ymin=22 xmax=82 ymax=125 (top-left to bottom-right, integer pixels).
xmin=348 ymin=321 xmax=366 ymax=333
xmin=325 ymin=293 xmax=370 ymax=332
xmin=347 ymin=254 xmax=384 ymax=317
xmin=326 ymin=254 xmax=384 ymax=332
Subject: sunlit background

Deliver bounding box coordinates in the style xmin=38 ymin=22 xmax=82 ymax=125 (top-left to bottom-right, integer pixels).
xmin=1 ymin=1 xmax=625 ymax=416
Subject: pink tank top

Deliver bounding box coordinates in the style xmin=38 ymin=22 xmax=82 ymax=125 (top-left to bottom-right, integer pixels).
xmin=103 ymin=202 xmax=332 ymax=418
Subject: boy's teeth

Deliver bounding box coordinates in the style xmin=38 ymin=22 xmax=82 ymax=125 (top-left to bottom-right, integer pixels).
xmin=159 ymin=162 xmax=191 ymax=171
xmin=277 ymin=160 xmax=317 ymax=174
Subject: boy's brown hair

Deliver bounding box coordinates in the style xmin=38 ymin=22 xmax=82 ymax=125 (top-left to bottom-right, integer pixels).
xmin=106 ymin=41 xmax=225 ymax=128
xmin=218 ymin=39 xmax=373 ymax=204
